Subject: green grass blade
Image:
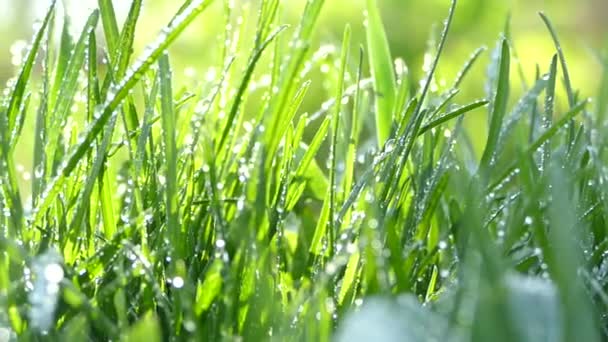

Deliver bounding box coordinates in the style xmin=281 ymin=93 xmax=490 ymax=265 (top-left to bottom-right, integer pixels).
xmin=453 ymin=47 xmax=486 ymax=89
xmin=366 ymin=0 xmax=396 ymax=147
xmin=541 ymin=55 xmax=558 ymax=170
xmin=327 ymin=25 xmax=351 ymax=257
xmin=158 ymin=54 xmax=181 ymax=259
xmin=217 ymin=24 xmax=288 ymax=153
xmin=342 ymin=48 xmax=365 ymax=203
xmin=32 ymin=14 xmax=56 ymax=204
xmin=3 ymin=0 xmax=55 ymax=144
xmin=114 ymin=0 xmax=143 ymax=79
xmin=418 ymin=100 xmax=489 ymax=136
xmin=598 ymin=54 xmax=608 ymax=123
xmin=266 ymin=80 xmax=311 ymax=164
xmin=479 ymin=39 xmax=510 ymax=174
xmin=97 ymin=0 xmax=120 ymax=56
xmin=45 ymin=10 xmax=99 ymax=173
xmin=539 ymin=12 xmax=575 ymax=107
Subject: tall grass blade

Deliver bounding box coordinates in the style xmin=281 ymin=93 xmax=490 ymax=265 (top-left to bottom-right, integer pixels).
xmin=366 ymin=0 xmax=397 ymax=147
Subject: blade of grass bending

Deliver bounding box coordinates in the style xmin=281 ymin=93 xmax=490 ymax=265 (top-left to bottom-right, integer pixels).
xmin=453 ymin=47 xmax=486 ymax=89
xmin=539 ymin=12 xmax=575 ymax=108
xmin=418 ymin=100 xmax=489 ymax=136
xmin=425 ymin=89 xmax=459 ymax=122
xmin=366 ymin=0 xmax=396 ymax=147
xmin=159 ymin=54 xmax=182 ymax=259
xmin=216 ymin=24 xmax=288 ymax=153
xmin=479 ymin=39 xmax=510 ymax=174
xmin=539 ymin=12 xmax=578 ymax=148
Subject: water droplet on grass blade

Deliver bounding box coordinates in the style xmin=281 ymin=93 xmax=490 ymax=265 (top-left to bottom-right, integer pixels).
xmin=172 ymin=276 xmax=184 ymax=289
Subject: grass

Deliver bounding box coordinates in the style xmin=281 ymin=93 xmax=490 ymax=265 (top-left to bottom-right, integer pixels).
xmin=0 ymin=0 xmax=607 ymax=340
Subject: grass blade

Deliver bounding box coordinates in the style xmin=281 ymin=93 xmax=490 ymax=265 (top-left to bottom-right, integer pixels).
xmin=158 ymin=54 xmax=181 ymax=259
xmin=366 ymin=0 xmax=397 ymax=147
xmin=479 ymin=39 xmax=510 ymax=174
xmin=418 ymin=100 xmax=489 ymax=136
xmin=539 ymin=12 xmax=575 ymax=107
xmin=217 ymin=25 xmax=288 ymax=153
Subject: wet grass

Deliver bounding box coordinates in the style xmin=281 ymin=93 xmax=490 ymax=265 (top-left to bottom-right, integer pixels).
xmin=1 ymin=0 xmax=608 ymax=340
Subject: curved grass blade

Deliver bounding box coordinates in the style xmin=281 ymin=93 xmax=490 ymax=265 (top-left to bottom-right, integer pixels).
xmin=539 ymin=12 xmax=575 ymax=107
xmin=453 ymin=47 xmax=486 ymax=89
xmin=479 ymin=39 xmax=510 ymax=174
xmin=366 ymin=0 xmax=396 ymax=147
xmin=418 ymin=100 xmax=489 ymax=136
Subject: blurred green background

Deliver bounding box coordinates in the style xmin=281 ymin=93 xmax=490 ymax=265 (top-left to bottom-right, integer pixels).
xmin=0 ymin=0 xmax=606 ymax=182
xmin=1 ymin=0 xmax=604 ymax=88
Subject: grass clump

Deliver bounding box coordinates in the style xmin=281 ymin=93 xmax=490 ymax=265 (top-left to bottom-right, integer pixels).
xmin=0 ymin=0 xmax=607 ymax=340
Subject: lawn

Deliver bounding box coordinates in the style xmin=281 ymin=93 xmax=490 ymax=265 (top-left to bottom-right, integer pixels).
xmin=0 ymin=0 xmax=607 ymax=341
